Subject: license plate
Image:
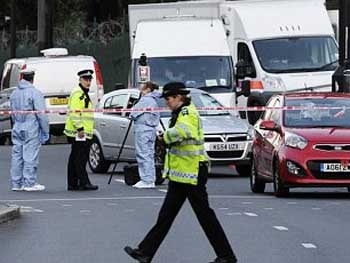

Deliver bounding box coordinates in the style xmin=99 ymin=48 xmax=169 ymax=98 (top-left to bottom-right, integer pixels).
xmin=320 ymin=163 xmax=350 ymax=172
xmin=50 ymin=97 xmax=68 ymax=105
xmin=209 ymin=143 xmax=242 ymax=151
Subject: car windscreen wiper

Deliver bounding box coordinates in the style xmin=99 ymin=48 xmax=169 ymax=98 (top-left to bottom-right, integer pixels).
xmin=196 ymin=85 xmax=233 ymax=92
xmin=315 ymin=60 xmax=339 ymax=71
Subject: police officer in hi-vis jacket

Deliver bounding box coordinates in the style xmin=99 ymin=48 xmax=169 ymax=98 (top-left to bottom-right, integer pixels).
xmin=124 ymin=82 xmax=237 ymax=263
xmin=64 ymin=69 xmax=98 ymax=191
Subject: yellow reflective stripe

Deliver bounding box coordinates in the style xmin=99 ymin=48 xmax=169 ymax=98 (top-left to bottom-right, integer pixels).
xmin=168 ymin=148 xmax=205 ymax=156
xmin=178 ymin=123 xmax=191 ymax=138
xmin=64 ymin=129 xmax=93 ymax=138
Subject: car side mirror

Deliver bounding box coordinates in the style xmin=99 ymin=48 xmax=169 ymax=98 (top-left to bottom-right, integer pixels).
xmin=235 ymin=60 xmax=255 ymax=79
xmin=259 ymin=120 xmax=281 ymax=133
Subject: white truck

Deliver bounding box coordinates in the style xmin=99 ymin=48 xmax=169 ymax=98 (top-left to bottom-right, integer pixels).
xmin=127 ymin=2 xmax=247 ymax=107
xmin=129 ymin=0 xmax=338 ymax=124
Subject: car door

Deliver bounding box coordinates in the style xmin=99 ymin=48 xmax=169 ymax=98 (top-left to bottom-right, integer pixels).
xmin=254 ymin=97 xmax=279 ymax=177
xmin=98 ymin=92 xmax=131 ymax=160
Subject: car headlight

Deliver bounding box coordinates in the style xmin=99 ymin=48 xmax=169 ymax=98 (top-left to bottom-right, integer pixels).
xmin=284 ymin=131 xmax=308 ymax=150
xmin=247 ymin=126 xmax=254 ymax=140
xmin=262 ymin=75 xmax=286 ymax=91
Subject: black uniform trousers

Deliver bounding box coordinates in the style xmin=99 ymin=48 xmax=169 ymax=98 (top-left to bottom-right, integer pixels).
xmin=138 ymin=166 xmax=237 ymax=261
xmin=67 ymin=137 xmax=92 ymax=187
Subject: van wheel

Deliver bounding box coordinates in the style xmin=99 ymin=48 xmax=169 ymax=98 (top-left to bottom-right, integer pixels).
xmin=88 ymin=137 xmax=111 ymax=173
xmin=236 ymin=164 xmax=251 ymax=177
xmin=273 ymin=163 xmax=289 ymax=197
xmin=250 ymin=160 xmax=265 ymax=193
xmin=247 ymin=95 xmax=266 ymax=125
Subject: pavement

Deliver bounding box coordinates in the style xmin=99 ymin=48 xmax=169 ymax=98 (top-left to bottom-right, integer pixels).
xmin=0 ymin=202 xmax=20 ymax=224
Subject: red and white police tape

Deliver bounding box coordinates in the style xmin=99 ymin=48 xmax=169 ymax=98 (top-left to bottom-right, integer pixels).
xmin=0 ymin=105 xmax=348 ymax=115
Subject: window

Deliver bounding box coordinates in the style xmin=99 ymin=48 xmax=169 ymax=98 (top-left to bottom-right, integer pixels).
xmin=237 ymin=42 xmax=256 ymax=78
xmin=1 ymin=63 xmax=12 ymax=90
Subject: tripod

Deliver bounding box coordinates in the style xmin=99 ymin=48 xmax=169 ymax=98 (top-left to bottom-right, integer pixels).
xmin=107 ymin=117 xmax=134 ymax=184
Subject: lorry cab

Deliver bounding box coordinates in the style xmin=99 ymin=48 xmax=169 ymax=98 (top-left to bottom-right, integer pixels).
xmin=128 ymin=3 xmax=243 ymax=108
xmin=220 ymin=0 xmax=338 ymax=124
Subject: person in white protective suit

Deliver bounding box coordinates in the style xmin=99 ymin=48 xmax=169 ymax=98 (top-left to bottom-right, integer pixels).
xmin=130 ymin=81 xmax=161 ymax=189
xmin=9 ymin=68 xmax=49 ymax=191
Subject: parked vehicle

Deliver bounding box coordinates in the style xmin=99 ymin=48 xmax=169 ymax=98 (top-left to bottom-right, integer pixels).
xmin=0 ymin=48 xmax=104 ymax=144
xmin=127 ymin=3 xmax=248 ymax=107
xmin=88 ymin=88 xmax=253 ymax=176
xmin=130 ymin=0 xmax=338 ymax=124
xmin=251 ymin=92 xmax=350 ymax=197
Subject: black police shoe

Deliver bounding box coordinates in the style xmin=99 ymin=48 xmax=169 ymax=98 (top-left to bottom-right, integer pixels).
xmin=124 ymin=246 xmax=151 ymax=263
xmin=209 ymin=257 xmax=237 ymax=263
xmin=79 ymin=184 xmax=98 ymax=191
xmin=67 ymin=185 xmax=79 ymax=191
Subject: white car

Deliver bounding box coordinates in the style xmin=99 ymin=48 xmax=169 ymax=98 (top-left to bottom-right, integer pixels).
xmin=0 ymin=48 xmax=104 ymax=144
xmin=88 ymin=88 xmax=253 ymax=176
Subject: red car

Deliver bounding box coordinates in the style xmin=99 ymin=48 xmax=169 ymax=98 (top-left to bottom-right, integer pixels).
xmin=251 ymin=92 xmax=350 ymax=197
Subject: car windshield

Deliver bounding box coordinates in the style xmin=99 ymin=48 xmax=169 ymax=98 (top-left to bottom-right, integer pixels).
xmin=157 ymin=92 xmax=230 ymax=118
xmin=284 ymin=97 xmax=350 ymax=128
xmin=253 ymin=37 xmax=338 ymax=73
xmin=133 ymin=56 xmax=233 ymax=92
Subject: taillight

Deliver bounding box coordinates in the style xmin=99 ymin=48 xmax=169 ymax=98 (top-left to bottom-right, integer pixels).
xmin=93 ymin=61 xmax=104 ymax=102
xmin=19 ymin=64 xmax=27 ymax=80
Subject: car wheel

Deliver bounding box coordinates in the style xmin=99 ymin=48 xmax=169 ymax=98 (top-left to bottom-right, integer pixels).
xmin=273 ymin=162 xmax=289 ymax=197
xmin=236 ymin=164 xmax=251 ymax=177
xmin=88 ymin=137 xmax=111 ymax=173
xmin=250 ymin=160 xmax=265 ymax=193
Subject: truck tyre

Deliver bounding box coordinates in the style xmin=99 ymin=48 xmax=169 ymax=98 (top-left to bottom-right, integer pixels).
xmin=273 ymin=162 xmax=289 ymax=197
xmin=247 ymin=95 xmax=267 ymax=125
xmin=236 ymin=164 xmax=251 ymax=177
xmin=250 ymin=160 xmax=265 ymax=193
xmin=88 ymin=137 xmax=111 ymax=173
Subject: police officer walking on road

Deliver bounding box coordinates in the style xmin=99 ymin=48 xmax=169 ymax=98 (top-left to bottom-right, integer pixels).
xmin=124 ymin=82 xmax=237 ymax=263
xmin=64 ymin=69 xmax=98 ymax=191
xmin=10 ymin=68 xmax=49 ymax=191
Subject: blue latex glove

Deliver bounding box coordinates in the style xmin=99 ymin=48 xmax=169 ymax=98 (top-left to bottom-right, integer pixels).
xmin=40 ymin=132 xmax=50 ymax=144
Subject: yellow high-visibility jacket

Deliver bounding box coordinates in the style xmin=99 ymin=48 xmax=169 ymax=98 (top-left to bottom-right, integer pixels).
xmin=64 ymin=86 xmax=94 ymax=139
xmin=163 ymin=102 xmax=207 ymax=185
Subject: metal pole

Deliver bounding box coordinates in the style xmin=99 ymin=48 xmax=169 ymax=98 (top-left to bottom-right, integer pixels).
xmin=10 ymin=0 xmax=16 ymax=58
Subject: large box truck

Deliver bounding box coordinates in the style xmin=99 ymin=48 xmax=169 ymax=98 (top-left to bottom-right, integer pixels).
xmin=129 ymin=0 xmax=338 ymax=124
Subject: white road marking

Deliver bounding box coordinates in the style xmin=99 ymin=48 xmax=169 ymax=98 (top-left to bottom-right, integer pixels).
xmin=273 ymin=226 xmax=288 ymax=231
xmin=264 ymin=207 xmax=274 ymax=210
xmin=244 ymin=212 xmax=258 ymax=217
xmin=62 ymin=204 xmax=72 ymax=207
xmin=226 ymin=212 xmax=242 ymax=216
xmin=302 ymin=243 xmax=317 ymax=249
xmin=19 ymin=206 xmax=43 ymax=213
xmin=287 ymin=202 xmax=297 ymax=205
xmin=218 ymin=207 xmax=229 ymax=210
xmin=124 ymin=209 xmax=135 ymax=212
xmin=242 ymin=202 xmax=252 ymax=204
xmin=158 ymin=189 xmax=167 ymax=193
xmin=79 ymin=210 xmax=91 ymax=213
xmin=3 ymin=195 xmax=274 ymax=203
xmin=311 ymin=207 xmax=321 ymax=210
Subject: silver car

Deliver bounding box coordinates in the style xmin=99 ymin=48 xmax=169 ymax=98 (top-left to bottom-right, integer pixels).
xmin=88 ymin=88 xmax=253 ymax=176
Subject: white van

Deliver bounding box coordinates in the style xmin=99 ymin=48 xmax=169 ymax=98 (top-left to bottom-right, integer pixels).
xmin=0 ymin=48 xmax=104 ymax=144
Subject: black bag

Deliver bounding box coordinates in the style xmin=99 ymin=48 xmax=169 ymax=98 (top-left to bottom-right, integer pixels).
xmin=123 ymin=163 xmax=165 ymax=186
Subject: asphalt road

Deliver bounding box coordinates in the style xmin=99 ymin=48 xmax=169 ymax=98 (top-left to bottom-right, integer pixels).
xmin=1 ymin=144 xmax=350 ymax=263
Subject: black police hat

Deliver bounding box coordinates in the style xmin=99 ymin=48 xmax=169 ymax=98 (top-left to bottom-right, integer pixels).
xmin=77 ymin=69 xmax=94 ymax=78
xmin=161 ymin=82 xmax=190 ymax=98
